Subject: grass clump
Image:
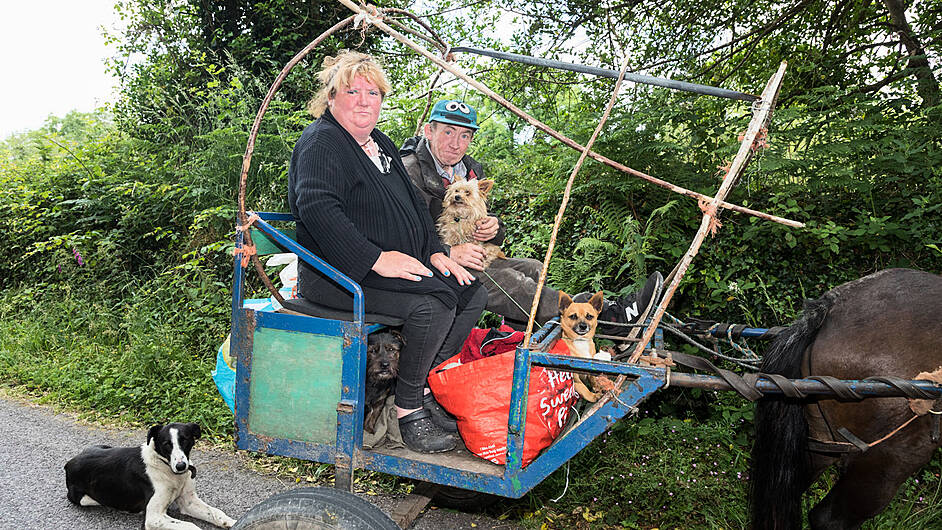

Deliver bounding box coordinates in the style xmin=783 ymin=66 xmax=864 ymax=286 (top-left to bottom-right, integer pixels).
xmin=0 ymin=278 xmax=233 ymax=436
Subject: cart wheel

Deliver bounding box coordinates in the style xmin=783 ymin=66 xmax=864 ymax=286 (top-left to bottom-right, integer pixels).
xmin=233 ymin=487 xmax=398 ymax=530
xmin=431 ymin=485 xmax=499 ymax=511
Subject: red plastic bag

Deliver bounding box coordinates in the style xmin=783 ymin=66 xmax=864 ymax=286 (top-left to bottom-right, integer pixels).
xmin=428 ymin=337 xmax=577 ymax=466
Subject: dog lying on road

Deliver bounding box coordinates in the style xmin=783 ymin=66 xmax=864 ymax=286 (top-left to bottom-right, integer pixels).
xmin=64 ymin=422 xmax=236 ymax=530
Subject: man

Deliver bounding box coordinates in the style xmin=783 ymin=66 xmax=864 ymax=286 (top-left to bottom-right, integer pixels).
xmin=400 ymin=99 xmax=663 ymax=337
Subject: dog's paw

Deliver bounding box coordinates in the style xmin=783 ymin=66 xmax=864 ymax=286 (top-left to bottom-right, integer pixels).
xmin=593 ymin=350 xmax=612 ymax=362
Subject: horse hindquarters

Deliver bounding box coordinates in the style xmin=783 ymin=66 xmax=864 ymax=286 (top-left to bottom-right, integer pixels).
xmin=805 ymin=269 xmax=942 ymax=528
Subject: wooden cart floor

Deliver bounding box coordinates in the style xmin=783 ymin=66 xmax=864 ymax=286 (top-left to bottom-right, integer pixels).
xmin=365 ymin=443 xmax=505 ymax=476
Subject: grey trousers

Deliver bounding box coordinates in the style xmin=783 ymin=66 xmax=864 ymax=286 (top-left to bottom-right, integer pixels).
xmin=476 ymin=257 xmax=561 ymax=330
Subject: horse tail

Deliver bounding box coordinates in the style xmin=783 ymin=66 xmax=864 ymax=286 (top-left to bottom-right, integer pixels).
xmin=750 ymin=296 xmax=833 ymax=530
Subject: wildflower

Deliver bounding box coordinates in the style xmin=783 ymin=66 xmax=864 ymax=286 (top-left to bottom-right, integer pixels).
xmin=72 ymin=247 xmax=84 ymax=267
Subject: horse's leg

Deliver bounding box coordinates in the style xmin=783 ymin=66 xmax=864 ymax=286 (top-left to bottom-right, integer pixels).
xmin=808 ymin=420 xmax=940 ymax=530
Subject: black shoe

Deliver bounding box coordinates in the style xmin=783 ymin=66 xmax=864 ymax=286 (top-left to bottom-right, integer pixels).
xmin=598 ymin=272 xmax=664 ymax=338
xmin=423 ymin=393 xmax=459 ymax=433
xmin=399 ymin=409 xmax=457 ymax=453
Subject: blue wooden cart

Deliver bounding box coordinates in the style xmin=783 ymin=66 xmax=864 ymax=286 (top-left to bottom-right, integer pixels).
xmin=221 ymin=12 xmax=942 ymax=525
xmin=225 ymin=213 xmax=942 ymax=529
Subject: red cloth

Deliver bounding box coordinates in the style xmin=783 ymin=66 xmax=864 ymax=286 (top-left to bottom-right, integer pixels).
xmin=459 ymin=325 xmax=525 ymax=363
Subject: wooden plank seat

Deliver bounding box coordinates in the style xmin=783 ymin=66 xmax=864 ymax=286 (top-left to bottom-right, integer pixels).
xmin=248 ymin=225 xmax=405 ymax=327
xmin=279 ymin=297 xmax=405 ymax=327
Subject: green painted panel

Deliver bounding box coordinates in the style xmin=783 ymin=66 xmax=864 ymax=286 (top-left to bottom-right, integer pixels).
xmin=251 ymin=228 xmax=298 ymax=255
xmin=248 ymin=327 xmax=342 ymax=443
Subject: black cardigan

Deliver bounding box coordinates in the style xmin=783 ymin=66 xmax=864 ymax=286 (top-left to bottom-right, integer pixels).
xmin=288 ymin=110 xmax=472 ymax=308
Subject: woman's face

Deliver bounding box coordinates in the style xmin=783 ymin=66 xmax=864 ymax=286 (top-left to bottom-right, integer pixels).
xmin=329 ymin=75 xmax=382 ymax=142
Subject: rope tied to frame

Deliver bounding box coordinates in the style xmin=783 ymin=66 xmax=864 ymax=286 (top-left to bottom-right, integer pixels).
xmin=697 ymin=199 xmax=723 ymax=236
xmin=236 ymin=212 xmax=260 ymax=233
xmin=353 ymin=2 xmax=383 ymax=29
xmin=233 ymin=212 xmax=261 ymax=267
xmin=738 ymin=126 xmax=770 ymax=153
xmin=233 ymin=244 xmax=257 ymax=268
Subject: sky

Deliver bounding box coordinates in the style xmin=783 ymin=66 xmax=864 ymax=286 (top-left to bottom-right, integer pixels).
xmin=0 ymin=0 xmax=123 ymax=140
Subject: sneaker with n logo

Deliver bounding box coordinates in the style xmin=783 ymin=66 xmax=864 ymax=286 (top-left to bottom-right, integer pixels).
xmin=587 ymin=272 xmax=664 ymax=339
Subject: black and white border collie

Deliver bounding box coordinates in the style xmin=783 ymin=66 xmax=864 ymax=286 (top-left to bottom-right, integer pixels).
xmin=64 ymin=422 xmax=236 ymax=530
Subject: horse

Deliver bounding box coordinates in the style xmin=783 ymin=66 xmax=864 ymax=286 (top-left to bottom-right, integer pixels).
xmin=750 ymin=268 xmax=942 ymax=529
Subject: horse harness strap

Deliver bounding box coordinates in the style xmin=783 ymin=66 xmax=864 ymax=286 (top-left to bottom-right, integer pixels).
xmin=807 ymin=437 xmax=863 ymax=454
xmin=669 ymin=351 xmax=763 ymax=400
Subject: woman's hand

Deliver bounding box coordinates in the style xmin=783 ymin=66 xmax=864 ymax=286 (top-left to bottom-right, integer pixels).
xmin=473 ymin=215 xmax=499 ymax=242
xmin=448 ymin=243 xmax=486 ymax=271
xmin=371 ymin=251 xmax=433 ymax=281
xmin=430 ymin=252 xmax=476 ymax=286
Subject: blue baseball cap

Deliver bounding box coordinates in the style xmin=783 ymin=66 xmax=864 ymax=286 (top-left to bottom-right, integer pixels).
xmin=429 ymin=100 xmax=479 ymax=130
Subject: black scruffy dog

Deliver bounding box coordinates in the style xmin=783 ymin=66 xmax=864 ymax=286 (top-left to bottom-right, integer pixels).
xmin=364 ymin=330 xmax=403 ymax=433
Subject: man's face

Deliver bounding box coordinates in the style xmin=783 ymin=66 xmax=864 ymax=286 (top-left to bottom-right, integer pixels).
xmin=424 ymin=122 xmax=474 ymax=167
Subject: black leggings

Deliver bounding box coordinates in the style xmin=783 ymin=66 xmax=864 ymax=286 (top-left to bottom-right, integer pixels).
xmin=300 ymin=275 xmax=486 ymax=409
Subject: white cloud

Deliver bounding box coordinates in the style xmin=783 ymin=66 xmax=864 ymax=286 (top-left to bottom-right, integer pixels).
xmin=0 ymin=0 xmax=123 ymax=139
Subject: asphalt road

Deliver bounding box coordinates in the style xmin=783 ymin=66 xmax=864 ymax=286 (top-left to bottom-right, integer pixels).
xmin=0 ymin=393 xmax=520 ymax=530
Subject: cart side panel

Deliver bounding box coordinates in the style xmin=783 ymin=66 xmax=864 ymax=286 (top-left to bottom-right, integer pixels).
xmin=234 ymin=309 xmax=349 ymax=460
xmin=248 ymin=327 xmax=342 ymax=444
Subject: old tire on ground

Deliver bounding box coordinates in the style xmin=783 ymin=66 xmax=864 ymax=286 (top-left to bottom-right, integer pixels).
xmin=232 ymin=487 xmax=398 ymax=530
xmin=431 ymin=485 xmax=500 ymax=511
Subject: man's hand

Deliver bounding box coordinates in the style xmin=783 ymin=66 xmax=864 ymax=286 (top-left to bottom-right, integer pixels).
xmin=473 ymin=215 xmax=499 ymax=242
xmin=449 ymin=243 xmax=486 ymax=271
xmin=371 ymin=251 xmax=433 ymax=281
xmin=430 ymin=252 xmax=475 ymax=285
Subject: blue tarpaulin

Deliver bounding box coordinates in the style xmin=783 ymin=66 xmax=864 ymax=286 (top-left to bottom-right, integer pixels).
xmin=212 ymin=298 xmax=280 ymax=413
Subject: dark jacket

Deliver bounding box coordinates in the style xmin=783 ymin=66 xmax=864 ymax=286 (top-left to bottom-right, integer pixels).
xmin=400 ymin=136 xmax=505 ymax=246
xmin=288 ymin=111 xmax=471 ymax=307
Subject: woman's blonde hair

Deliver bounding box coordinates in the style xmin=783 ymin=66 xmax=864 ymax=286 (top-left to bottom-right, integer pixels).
xmin=307 ymin=50 xmax=391 ymax=117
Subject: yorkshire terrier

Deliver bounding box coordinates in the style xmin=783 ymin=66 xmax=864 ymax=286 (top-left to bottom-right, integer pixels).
xmin=437 ymin=177 xmax=506 ymax=268
xmin=558 ymin=291 xmax=615 ymax=402
xmin=364 ymin=330 xmax=403 ymax=434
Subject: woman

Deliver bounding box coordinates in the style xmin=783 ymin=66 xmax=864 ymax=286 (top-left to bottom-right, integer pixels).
xmin=288 ymin=51 xmax=486 ymax=454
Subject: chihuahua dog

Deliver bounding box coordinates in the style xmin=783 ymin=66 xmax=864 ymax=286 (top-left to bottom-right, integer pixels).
xmin=558 ymin=291 xmax=614 ymax=402
xmin=364 ymin=330 xmax=403 ymax=433
xmin=437 ymin=177 xmax=506 ymax=268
